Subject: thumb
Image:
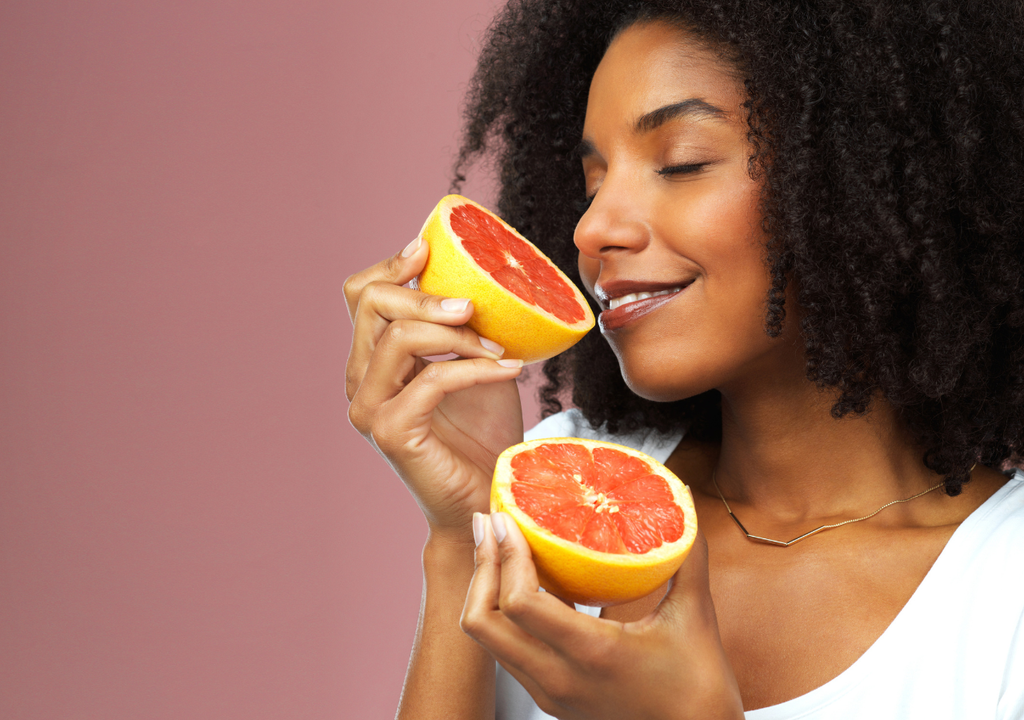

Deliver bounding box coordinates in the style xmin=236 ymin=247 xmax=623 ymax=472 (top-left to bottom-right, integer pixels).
xmin=654 ymin=530 xmax=717 ymax=629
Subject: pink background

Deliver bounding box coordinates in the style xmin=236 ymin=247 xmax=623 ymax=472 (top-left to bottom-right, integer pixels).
xmin=0 ymin=1 xmax=544 ymax=717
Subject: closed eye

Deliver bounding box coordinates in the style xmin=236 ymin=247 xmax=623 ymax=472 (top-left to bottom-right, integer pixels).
xmin=579 ymin=163 xmax=708 ymax=212
xmin=656 ymin=163 xmax=709 ymax=177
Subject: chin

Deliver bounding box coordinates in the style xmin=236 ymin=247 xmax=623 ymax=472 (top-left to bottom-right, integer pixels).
xmin=614 ymin=350 xmax=716 ymax=404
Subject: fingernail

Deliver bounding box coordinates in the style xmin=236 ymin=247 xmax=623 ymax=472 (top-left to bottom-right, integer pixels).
xmin=440 ymin=297 xmax=470 ymax=313
xmin=479 ymin=337 xmax=504 ymax=355
xmin=401 ymin=237 xmax=422 ymax=258
xmin=472 ymin=512 xmax=485 ymax=547
xmin=497 ymin=358 xmax=523 ymax=368
xmin=491 ymin=513 xmax=508 ymax=543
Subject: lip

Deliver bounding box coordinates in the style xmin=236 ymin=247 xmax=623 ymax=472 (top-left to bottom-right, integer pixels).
xmin=595 ymin=279 xmax=690 ymax=306
xmin=595 ymin=279 xmax=693 ymax=331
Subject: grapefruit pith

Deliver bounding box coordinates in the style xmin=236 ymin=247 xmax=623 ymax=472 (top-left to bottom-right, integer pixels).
xmin=491 ymin=438 xmax=697 ymax=606
xmin=415 ymin=195 xmax=595 ymax=364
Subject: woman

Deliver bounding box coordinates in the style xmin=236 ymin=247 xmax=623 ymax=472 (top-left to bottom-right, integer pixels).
xmin=345 ymin=0 xmax=1024 ymax=717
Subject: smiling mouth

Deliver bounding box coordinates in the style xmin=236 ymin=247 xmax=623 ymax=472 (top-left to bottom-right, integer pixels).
xmin=595 ymin=280 xmax=694 ymax=331
xmin=606 ymin=287 xmax=685 ymax=310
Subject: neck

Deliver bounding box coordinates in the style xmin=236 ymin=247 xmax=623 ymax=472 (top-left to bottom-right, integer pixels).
xmin=713 ymin=371 xmax=937 ymax=523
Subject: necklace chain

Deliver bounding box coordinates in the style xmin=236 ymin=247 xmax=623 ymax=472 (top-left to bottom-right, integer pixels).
xmin=711 ymin=471 xmax=947 ymax=547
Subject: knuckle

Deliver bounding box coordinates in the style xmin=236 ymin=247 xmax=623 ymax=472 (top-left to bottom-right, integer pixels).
xmin=417 ymin=360 xmax=447 ymax=384
xmin=360 ymin=280 xmax=386 ymax=308
xmin=540 ymin=668 xmax=577 ymax=708
xmin=578 ymin=633 xmax=617 ymax=673
xmin=453 ymin=325 xmax=477 ymax=344
xmin=499 ymin=590 xmax=532 ymax=621
xmin=341 ymin=272 xmax=361 ymax=305
xmin=415 ymin=292 xmax=436 ymax=314
xmin=346 ymin=398 xmax=370 ymax=433
xmin=381 ymin=319 xmax=410 ymax=345
xmin=459 ymin=608 xmax=482 ymax=636
xmin=367 ymin=421 xmax=395 ymax=453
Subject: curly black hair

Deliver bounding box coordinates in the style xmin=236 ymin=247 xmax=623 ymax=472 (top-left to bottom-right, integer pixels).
xmin=451 ymin=0 xmax=1024 ymax=495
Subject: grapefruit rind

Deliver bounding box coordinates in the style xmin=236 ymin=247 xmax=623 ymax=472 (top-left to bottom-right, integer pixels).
xmin=416 ymin=195 xmax=595 ymax=364
xmin=491 ymin=437 xmax=697 ymax=607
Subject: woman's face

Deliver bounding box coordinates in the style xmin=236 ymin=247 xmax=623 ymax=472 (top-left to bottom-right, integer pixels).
xmin=575 ymin=21 xmax=798 ymax=402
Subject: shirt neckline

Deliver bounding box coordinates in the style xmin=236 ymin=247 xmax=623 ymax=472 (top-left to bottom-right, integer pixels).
xmin=745 ymin=471 xmax=1023 ymax=718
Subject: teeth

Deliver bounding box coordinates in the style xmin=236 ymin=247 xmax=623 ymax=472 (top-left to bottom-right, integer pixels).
xmin=607 ymin=287 xmax=682 ymax=310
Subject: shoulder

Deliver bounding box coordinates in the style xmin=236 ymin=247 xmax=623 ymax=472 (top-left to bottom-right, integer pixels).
xmin=944 ymin=472 xmax=1024 ymax=609
xmin=964 ymin=472 xmax=1024 ymax=719
xmin=969 ymin=471 xmax=1024 ymax=545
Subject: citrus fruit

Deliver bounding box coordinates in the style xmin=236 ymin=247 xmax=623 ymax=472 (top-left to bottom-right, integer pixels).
xmin=415 ymin=195 xmax=595 ymax=364
xmin=491 ymin=437 xmax=697 ymax=606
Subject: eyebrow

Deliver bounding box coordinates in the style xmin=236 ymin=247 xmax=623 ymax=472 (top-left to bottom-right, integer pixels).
xmin=634 ymin=98 xmax=727 ymax=133
xmin=575 ymin=98 xmax=728 ymax=159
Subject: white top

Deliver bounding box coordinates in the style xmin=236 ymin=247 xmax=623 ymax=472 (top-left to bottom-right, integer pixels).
xmin=496 ymin=410 xmax=1024 ymax=720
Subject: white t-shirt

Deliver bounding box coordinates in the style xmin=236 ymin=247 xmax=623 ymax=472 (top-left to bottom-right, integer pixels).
xmin=496 ymin=410 xmax=1024 ymax=720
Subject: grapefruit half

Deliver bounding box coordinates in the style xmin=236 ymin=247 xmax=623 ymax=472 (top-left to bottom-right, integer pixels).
xmin=491 ymin=437 xmax=697 ymax=606
xmin=415 ymin=195 xmax=595 ymax=364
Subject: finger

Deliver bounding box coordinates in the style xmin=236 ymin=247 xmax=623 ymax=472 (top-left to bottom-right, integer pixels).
xmin=487 ymin=514 xmax=623 ymax=718
xmin=653 ymin=530 xmax=717 ymax=629
xmin=463 ymin=514 xmax=501 ymax=618
xmin=461 ymin=515 xmax=554 ymax=669
xmin=466 ymin=515 xmax=603 ymax=719
xmin=342 ymin=235 xmax=427 ymax=322
xmin=354 ymin=282 xmax=479 ymax=347
xmin=463 ymin=522 xmax=561 ymax=719
xmin=645 ymin=531 xmax=740 ymax=710
xmin=350 ymin=318 xmax=514 ymax=409
xmin=493 ymin=513 xmax=615 ymax=656
xmin=356 ymin=356 xmax=523 ymax=451
xmin=347 ymin=284 xmax=491 ymax=399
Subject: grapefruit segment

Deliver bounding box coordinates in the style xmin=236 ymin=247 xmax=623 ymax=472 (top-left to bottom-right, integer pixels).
xmin=591 ymin=447 xmax=653 ymax=492
xmin=416 ymin=196 xmax=595 ymax=364
xmin=491 ymin=437 xmax=697 ymax=606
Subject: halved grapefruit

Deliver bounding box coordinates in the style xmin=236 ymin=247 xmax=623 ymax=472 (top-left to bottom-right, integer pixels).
xmin=491 ymin=437 xmax=697 ymax=606
xmin=415 ymin=195 xmax=595 ymax=364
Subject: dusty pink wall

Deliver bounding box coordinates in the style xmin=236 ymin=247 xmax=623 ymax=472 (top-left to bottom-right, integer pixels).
xmin=0 ymin=1 xmax=542 ymax=718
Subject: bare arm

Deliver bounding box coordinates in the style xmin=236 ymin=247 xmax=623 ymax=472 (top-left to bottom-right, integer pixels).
xmin=343 ymin=239 xmax=522 ymax=719
xmin=397 ymin=535 xmax=494 ymax=720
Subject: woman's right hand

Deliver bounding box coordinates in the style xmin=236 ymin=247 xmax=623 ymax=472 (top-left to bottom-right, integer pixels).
xmin=344 ymin=236 xmax=527 ymax=545
xmin=462 ymin=515 xmax=744 ymax=720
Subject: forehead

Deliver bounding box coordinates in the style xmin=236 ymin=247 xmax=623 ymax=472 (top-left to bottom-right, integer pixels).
xmin=585 ymin=21 xmax=746 ymax=129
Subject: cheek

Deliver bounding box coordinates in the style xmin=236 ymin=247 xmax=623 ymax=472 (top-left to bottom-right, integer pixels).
xmin=683 ymin=183 xmax=769 ymax=307
xmin=685 ymin=177 xmax=763 ymax=258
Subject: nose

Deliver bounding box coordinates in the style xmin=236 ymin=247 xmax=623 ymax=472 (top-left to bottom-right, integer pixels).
xmin=573 ymin=184 xmax=650 ymax=259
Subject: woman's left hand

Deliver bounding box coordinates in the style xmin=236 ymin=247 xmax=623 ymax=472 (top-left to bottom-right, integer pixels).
xmin=461 ymin=513 xmax=744 ymax=720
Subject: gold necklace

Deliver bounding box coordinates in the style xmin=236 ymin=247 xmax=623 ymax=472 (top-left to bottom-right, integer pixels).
xmin=711 ymin=471 xmax=946 ymax=547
